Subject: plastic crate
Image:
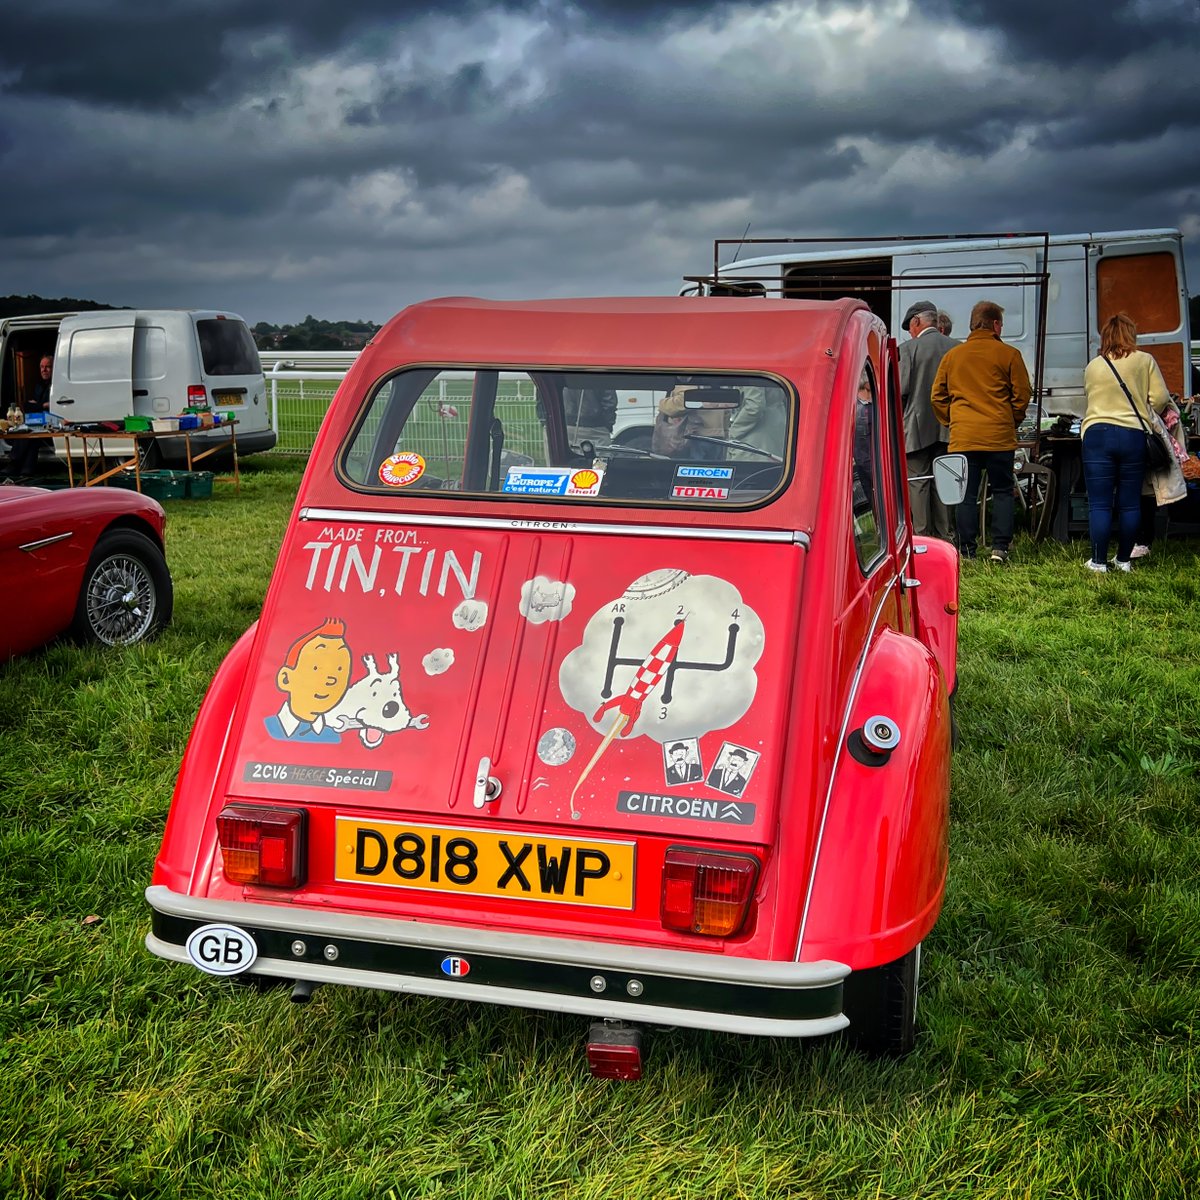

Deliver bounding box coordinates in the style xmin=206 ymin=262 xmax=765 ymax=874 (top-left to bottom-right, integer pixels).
xmin=186 ymin=471 xmax=214 ymax=499
xmin=124 ymin=415 xmax=153 ymax=432
xmin=135 ymin=470 xmax=191 ymax=500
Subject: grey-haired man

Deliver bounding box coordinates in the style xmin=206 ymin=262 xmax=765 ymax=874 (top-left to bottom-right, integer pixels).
xmin=898 ymin=300 xmax=957 ymax=539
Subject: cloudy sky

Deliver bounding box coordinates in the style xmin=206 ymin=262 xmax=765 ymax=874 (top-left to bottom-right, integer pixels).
xmin=2 ymin=0 xmax=1198 ymax=325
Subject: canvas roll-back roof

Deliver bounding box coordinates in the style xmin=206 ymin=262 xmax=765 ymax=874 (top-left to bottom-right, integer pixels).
xmin=302 ymin=295 xmax=877 ymax=528
xmin=359 ymin=295 xmax=866 ymax=376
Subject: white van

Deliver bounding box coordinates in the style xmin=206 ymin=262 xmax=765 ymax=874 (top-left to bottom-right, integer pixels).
xmin=0 ymin=309 xmax=275 ymax=463
xmin=683 ymin=229 xmax=1193 ymax=419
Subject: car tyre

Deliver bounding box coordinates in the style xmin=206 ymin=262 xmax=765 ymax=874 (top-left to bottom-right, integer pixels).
xmin=841 ymin=943 xmax=920 ymax=1057
xmin=70 ymin=529 xmax=173 ymax=647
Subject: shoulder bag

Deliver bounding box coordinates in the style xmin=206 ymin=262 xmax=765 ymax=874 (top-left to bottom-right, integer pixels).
xmin=1103 ymin=356 xmax=1172 ymax=472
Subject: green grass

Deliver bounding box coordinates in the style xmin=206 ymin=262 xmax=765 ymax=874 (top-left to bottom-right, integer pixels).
xmin=2 ymin=458 xmax=1198 ymax=1199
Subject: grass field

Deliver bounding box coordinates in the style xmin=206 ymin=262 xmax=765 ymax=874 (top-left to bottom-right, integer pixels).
xmin=2 ymin=454 xmax=1198 ymax=1199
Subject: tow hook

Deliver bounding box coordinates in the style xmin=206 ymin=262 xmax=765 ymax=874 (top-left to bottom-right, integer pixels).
xmin=290 ymin=980 xmax=322 ymax=1004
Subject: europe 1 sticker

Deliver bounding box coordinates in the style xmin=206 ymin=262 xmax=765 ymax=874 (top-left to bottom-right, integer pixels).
xmin=379 ymin=452 xmax=427 ymax=487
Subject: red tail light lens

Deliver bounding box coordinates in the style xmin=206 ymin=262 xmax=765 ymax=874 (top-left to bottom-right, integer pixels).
xmin=586 ymin=1023 xmax=643 ymax=1080
xmin=661 ymin=847 xmax=759 ymax=937
xmin=187 ymin=385 xmax=207 ymax=406
xmin=217 ymin=805 xmax=306 ymax=887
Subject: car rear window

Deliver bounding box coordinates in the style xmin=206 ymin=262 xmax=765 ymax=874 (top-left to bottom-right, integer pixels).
xmin=340 ymin=368 xmax=794 ymax=507
xmin=196 ymin=319 xmax=260 ymax=376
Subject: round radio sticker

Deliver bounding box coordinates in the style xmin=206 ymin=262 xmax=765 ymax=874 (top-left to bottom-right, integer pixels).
xmin=379 ymin=452 xmax=426 ymax=487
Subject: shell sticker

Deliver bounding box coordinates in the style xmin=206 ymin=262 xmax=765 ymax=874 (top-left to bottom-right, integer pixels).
xmin=379 ymin=452 xmax=426 ymax=487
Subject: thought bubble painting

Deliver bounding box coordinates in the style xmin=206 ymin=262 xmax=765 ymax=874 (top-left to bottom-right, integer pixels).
xmin=558 ymin=569 xmax=764 ymax=744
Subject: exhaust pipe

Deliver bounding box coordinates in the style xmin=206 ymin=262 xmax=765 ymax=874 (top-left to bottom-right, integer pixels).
xmin=290 ymin=980 xmax=321 ymax=1004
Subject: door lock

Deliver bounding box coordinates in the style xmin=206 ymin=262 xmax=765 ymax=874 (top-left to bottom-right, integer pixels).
xmin=473 ymin=757 xmax=503 ymax=808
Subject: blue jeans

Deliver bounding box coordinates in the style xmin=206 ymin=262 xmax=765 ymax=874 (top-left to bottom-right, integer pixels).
xmin=1082 ymin=422 xmax=1145 ymax=563
xmin=957 ymin=451 xmax=1015 ymax=556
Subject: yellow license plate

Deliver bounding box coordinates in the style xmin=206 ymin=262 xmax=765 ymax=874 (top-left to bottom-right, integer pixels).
xmin=334 ymin=818 xmax=635 ymax=909
xmin=212 ymin=391 xmax=244 ymax=406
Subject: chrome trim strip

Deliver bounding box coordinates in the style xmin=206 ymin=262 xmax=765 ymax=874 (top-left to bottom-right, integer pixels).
xmin=19 ymin=531 xmax=74 ymax=552
xmin=795 ymin=572 xmax=898 ymax=958
xmin=300 ymin=506 xmax=808 ymax=547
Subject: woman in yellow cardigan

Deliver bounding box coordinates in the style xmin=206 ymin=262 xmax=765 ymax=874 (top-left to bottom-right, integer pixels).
xmin=1081 ymin=313 xmax=1171 ymax=573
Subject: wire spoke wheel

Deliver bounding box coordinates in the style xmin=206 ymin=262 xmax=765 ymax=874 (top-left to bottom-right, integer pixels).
xmin=85 ymin=553 xmax=157 ymax=644
xmin=72 ymin=530 xmax=173 ymax=647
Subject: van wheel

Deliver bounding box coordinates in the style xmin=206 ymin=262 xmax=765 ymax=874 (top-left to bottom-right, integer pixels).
xmin=70 ymin=530 xmax=173 ymax=646
xmin=841 ymin=944 xmax=920 ymax=1056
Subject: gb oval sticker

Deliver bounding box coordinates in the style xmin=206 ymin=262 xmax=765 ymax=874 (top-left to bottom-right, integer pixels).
xmin=186 ymin=923 xmax=259 ymax=976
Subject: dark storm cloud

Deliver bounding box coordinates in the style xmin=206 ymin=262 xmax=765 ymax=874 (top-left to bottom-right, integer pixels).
xmin=0 ymin=0 xmax=737 ymax=108
xmin=1 ymin=0 xmax=1198 ymax=321
xmin=928 ymin=0 xmax=1199 ymax=63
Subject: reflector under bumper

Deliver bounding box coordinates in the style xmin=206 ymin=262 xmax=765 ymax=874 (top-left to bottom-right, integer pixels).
xmin=145 ymin=885 xmax=848 ymax=1038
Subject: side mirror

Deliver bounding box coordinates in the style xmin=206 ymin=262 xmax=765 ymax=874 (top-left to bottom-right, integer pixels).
xmin=933 ymin=454 xmax=968 ymax=505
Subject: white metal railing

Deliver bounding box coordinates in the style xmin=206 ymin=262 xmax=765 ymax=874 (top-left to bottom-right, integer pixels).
xmin=266 ymin=362 xmax=347 ymax=454
xmin=262 ymin=358 xmax=547 ymax=457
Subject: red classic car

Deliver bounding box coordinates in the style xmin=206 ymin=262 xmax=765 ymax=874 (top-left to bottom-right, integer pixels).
xmin=1 ymin=483 xmax=172 ymax=661
xmin=146 ymin=296 xmax=964 ymax=1072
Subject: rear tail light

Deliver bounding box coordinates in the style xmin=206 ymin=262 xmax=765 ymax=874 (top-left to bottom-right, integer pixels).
xmin=187 ymin=385 xmax=207 ymax=406
xmin=661 ymin=847 xmax=758 ymax=937
xmin=217 ymin=805 xmax=306 ymax=887
xmin=586 ymin=1022 xmax=643 ymax=1080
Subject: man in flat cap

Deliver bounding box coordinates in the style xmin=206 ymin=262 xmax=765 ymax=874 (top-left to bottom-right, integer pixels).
xmin=898 ymin=299 xmax=957 ymax=539
xmin=931 ymin=300 xmax=1031 ymax=563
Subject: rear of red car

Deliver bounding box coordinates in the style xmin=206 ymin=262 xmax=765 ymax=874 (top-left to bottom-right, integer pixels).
xmin=147 ymin=297 xmax=953 ymax=1064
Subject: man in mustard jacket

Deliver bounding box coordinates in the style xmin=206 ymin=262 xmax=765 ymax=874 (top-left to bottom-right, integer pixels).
xmin=931 ymin=300 xmax=1031 ymax=562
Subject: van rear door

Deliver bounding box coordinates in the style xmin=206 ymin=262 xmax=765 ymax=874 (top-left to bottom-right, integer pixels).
xmin=892 ymin=243 xmax=1041 ymax=361
xmin=1091 ymin=235 xmax=1191 ymax=398
xmin=194 ymin=315 xmax=265 ymax=423
xmin=51 ymin=313 xmax=136 ymax=422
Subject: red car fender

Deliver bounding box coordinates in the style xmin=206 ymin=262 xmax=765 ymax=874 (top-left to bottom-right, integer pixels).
xmin=908 ymin=536 xmax=960 ymax=695
xmin=797 ymin=627 xmax=950 ymax=969
xmin=152 ymin=622 xmax=258 ymax=894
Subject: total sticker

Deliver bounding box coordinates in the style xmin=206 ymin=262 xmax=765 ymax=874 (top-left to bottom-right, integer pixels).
xmin=379 ymin=452 xmax=427 ymax=487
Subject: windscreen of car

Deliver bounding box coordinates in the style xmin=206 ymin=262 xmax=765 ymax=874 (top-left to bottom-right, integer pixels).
xmin=196 ymin=319 xmax=260 ymax=376
xmin=340 ymin=368 xmax=794 ymax=507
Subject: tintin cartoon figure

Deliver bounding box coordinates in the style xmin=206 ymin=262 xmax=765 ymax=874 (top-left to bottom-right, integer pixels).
xmin=265 ymin=618 xmax=352 ymax=743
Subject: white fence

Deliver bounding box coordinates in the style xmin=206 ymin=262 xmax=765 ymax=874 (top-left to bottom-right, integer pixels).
xmin=261 ymin=342 xmax=1200 ymax=457
xmin=264 ymin=362 xmax=346 ymax=454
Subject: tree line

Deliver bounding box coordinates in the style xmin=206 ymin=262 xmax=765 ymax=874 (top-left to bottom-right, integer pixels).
xmin=3 ymin=294 xmax=1198 ymax=347
xmin=250 ymin=315 xmax=379 ymax=351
